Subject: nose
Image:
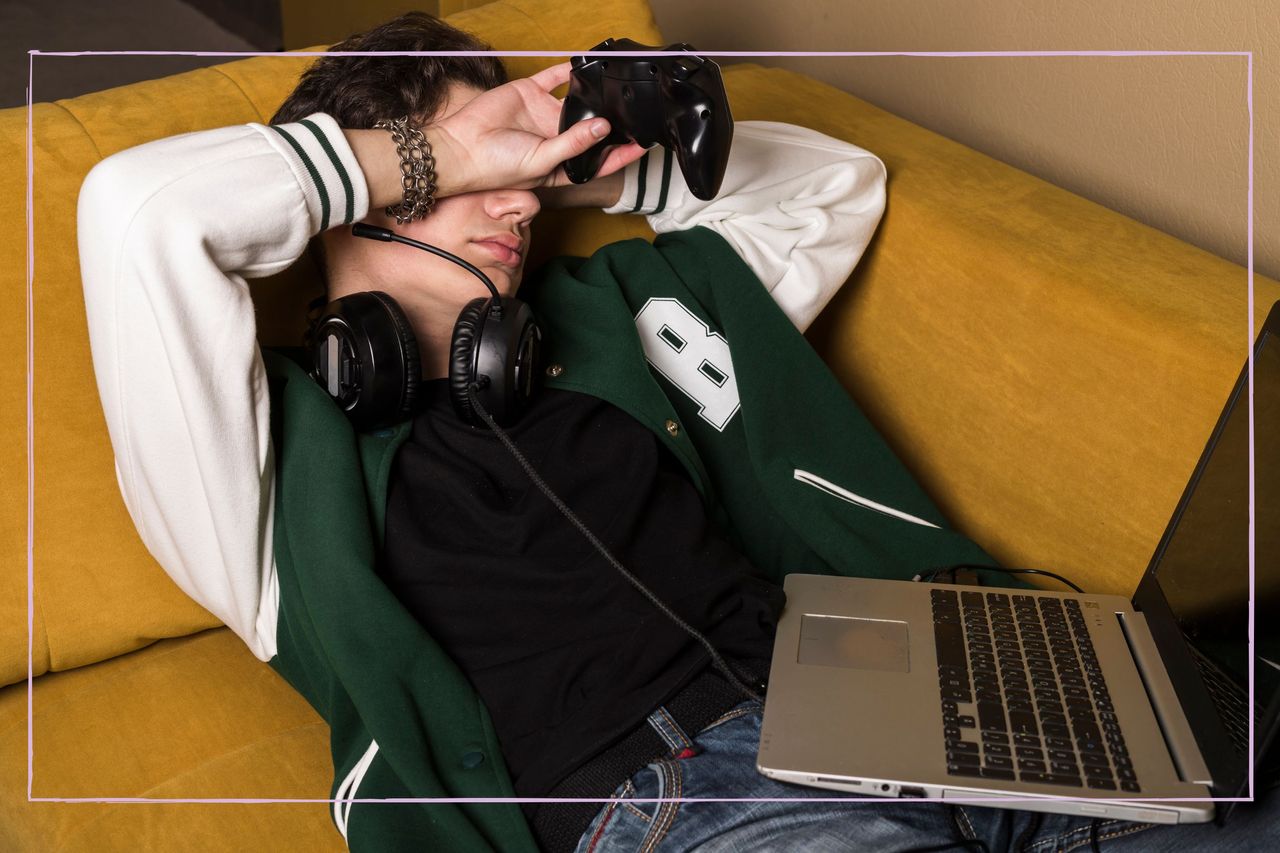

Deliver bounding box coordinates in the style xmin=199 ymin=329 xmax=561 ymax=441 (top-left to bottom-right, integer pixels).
xmin=484 ymin=188 xmax=540 ymax=227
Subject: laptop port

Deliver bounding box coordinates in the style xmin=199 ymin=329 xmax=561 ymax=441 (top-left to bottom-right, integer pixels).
xmin=901 ymin=786 xmax=926 ymax=798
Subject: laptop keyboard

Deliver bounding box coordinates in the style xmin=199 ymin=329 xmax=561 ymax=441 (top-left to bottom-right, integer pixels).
xmin=932 ymin=588 xmax=1141 ymax=793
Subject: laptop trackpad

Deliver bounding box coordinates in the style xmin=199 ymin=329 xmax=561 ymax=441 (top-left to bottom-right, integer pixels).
xmin=798 ymin=615 xmax=911 ymax=672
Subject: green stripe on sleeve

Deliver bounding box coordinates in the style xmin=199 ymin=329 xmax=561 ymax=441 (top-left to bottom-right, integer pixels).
xmin=269 ymin=125 xmax=330 ymax=231
xmin=630 ymin=152 xmax=650 ymax=214
xmin=653 ymin=147 xmax=674 ymax=214
xmin=299 ymin=119 xmax=355 ymax=225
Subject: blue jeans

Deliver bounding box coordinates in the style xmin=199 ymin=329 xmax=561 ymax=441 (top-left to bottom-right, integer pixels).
xmin=574 ymin=701 xmax=1279 ymax=852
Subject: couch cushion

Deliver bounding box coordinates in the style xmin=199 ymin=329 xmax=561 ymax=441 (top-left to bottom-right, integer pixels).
xmin=752 ymin=62 xmax=1280 ymax=595
xmin=0 ymin=628 xmax=340 ymax=851
xmin=0 ymin=0 xmax=664 ymax=687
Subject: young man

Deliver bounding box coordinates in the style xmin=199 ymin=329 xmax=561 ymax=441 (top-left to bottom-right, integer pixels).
xmin=77 ymin=12 xmax=1276 ymax=853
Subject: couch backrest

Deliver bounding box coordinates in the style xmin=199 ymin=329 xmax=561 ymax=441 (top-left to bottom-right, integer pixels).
xmin=0 ymin=0 xmax=664 ymax=686
xmin=4 ymin=0 xmax=1277 ymax=689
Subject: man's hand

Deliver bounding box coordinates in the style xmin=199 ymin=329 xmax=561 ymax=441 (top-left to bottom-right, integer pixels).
xmin=429 ymin=62 xmax=647 ymax=195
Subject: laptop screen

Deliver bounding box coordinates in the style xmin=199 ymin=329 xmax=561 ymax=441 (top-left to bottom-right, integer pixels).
xmin=1150 ymin=314 xmax=1279 ymax=731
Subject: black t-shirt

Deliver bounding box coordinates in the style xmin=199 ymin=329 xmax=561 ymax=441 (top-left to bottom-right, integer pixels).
xmin=382 ymin=381 xmax=783 ymax=797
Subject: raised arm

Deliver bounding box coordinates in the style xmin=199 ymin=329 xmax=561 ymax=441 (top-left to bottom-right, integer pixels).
xmin=78 ymin=115 xmax=371 ymax=660
xmin=601 ymin=121 xmax=888 ymax=331
xmin=78 ymin=63 xmax=638 ymax=661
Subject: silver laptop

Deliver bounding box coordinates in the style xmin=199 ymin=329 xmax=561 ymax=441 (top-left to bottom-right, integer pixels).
xmin=758 ymin=301 xmax=1280 ymax=825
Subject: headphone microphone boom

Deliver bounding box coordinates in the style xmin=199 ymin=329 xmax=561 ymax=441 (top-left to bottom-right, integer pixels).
xmin=306 ymin=224 xmax=542 ymax=431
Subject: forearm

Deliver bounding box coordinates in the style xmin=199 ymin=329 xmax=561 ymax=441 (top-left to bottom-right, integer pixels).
xmin=342 ymin=125 xmax=474 ymax=209
xmin=343 ymin=127 xmax=626 ymax=211
xmin=534 ymin=170 xmax=625 ymax=209
xmin=603 ymin=122 xmax=888 ymax=331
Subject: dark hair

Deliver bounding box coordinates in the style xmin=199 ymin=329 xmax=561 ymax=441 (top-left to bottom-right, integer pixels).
xmin=273 ymin=13 xmax=506 ymax=288
xmin=271 ymin=11 xmax=507 ymax=128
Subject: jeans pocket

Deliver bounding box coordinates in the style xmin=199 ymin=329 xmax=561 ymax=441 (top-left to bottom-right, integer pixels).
xmin=636 ymin=759 xmax=683 ymax=853
xmin=578 ymin=760 xmax=685 ymax=853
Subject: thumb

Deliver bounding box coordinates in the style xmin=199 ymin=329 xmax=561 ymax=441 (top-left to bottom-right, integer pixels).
xmin=536 ymin=117 xmax=610 ymax=169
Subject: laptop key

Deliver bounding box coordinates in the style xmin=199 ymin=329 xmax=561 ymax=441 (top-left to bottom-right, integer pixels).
xmin=981 ymin=767 xmax=1017 ymax=781
xmin=1009 ymin=711 xmax=1039 ymax=734
xmin=948 ymin=764 xmax=983 ymax=778
xmin=985 ymin=755 xmax=1014 ymax=770
xmin=1087 ymin=778 xmax=1118 ymax=790
xmin=1080 ymin=751 xmax=1110 ymax=768
xmin=1121 ymin=781 xmax=1141 ymax=793
xmin=1022 ymin=771 xmax=1082 ymax=787
xmin=1017 ymin=758 xmax=1047 ymax=773
xmin=978 ymin=702 xmax=1006 ymax=732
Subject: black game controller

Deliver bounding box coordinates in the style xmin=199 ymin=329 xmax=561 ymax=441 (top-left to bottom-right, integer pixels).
xmin=559 ymin=38 xmax=733 ymax=201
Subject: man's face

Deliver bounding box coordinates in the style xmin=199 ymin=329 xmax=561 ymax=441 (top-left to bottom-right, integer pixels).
xmin=325 ymin=82 xmax=541 ymax=347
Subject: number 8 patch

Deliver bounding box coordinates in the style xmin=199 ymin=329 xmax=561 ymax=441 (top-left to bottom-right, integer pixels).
xmin=635 ymin=298 xmax=741 ymax=432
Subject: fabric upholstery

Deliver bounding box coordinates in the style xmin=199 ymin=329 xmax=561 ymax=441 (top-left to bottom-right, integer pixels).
xmin=0 ymin=628 xmax=341 ymax=851
xmin=0 ymin=0 xmax=663 ymax=689
xmin=2 ymin=0 xmax=1277 ymax=846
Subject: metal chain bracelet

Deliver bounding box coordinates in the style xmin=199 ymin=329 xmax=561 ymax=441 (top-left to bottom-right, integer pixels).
xmin=373 ymin=116 xmax=438 ymax=223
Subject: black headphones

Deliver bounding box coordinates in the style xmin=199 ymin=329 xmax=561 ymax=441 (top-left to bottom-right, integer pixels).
xmin=306 ymin=224 xmax=542 ymax=431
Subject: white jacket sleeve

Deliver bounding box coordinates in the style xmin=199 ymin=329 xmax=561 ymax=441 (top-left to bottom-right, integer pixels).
xmin=78 ymin=113 xmax=369 ymax=661
xmin=603 ymin=121 xmax=887 ymax=331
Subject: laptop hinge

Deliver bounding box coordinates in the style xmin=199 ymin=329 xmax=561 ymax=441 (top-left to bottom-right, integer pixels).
xmin=1116 ymin=611 xmax=1214 ymax=785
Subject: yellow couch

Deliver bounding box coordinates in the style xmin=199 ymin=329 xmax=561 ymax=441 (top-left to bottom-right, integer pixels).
xmin=2 ymin=0 xmax=1276 ymax=848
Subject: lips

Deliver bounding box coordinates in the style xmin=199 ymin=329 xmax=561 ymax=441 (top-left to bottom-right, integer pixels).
xmin=472 ymin=234 xmax=523 ymax=268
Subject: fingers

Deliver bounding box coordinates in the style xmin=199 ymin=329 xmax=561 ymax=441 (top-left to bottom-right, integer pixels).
xmin=534 ymin=116 xmax=610 ymax=173
xmin=594 ymin=142 xmax=648 ymax=179
xmin=529 ymin=61 xmax=572 ymax=93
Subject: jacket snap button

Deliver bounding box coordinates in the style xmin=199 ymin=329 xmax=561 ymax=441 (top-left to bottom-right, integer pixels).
xmin=665 ymin=419 xmax=679 ymax=437
xmin=462 ymin=751 xmax=485 ymax=769
xmin=546 ymin=364 xmax=564 ymax=378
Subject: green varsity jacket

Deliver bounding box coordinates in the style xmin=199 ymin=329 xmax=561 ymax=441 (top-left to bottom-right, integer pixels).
xmin=262 ymin=226 xmax=995 ymax=851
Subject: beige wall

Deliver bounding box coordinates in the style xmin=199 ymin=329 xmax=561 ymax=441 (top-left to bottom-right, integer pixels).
xmin=651 ymin=0 xmax=1277 ymax=281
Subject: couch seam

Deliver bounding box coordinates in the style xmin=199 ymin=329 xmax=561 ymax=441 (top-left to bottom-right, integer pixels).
xmin=54 ymin=719 xmax=329 ymax=804
xmin=27 ymin=100 xmax=100 ymax=681
xmin=7 ymin=629 xmax=248 ymax=731
xmin=45 ymin=100 xmax=103 ymax=161
xmin=493 ymin=2 xmax=552 ymax=45
xmin=210 ymin=65 xmax=266 ymax=124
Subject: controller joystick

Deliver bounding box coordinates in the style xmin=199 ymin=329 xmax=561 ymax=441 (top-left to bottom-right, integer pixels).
xmin=559 ymin=38 xmax=733 ymax=201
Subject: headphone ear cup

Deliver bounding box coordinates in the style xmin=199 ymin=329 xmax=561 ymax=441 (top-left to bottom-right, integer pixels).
xmin=367 ymin=291 xmax=421 ymax=416
xmin=449 ymin=297 xmax=489 ymax=425
xmin=308 ymin=291 xmax=421 ymax=430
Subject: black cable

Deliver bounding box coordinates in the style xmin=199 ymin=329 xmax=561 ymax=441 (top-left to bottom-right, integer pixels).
xmin=1089 ymin=817 xmax=1102 ymax=852
xmin=467 ymin=386 xmax=764 ymax=705
xmin=915 ymin=564 xmax=1086 ymax=594
xmin=352 ymin=224 xmax=502 ymax=307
